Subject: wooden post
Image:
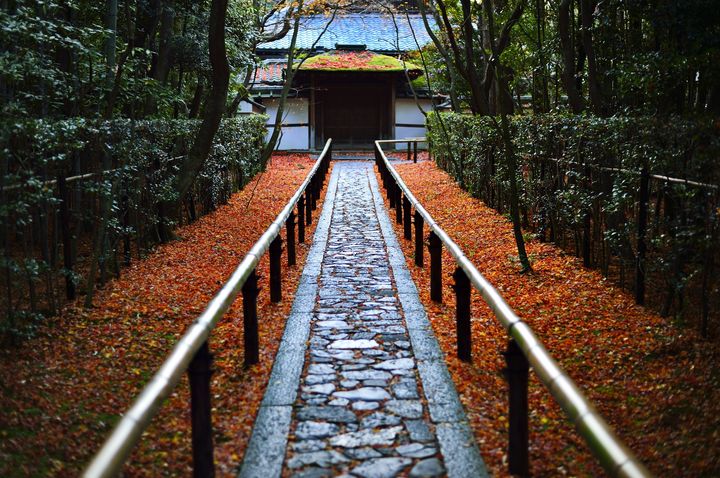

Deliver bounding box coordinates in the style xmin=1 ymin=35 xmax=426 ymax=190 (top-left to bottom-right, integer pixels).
xmin=582 ymin=163 xmax=592 ymax=267
xmin=413 ymin=140 xmax=418 ymax=163
xmin=242 ymin=269 xmax=259 ymax=365
xmin=57 ymin=175 xmax=76 ymax=300
xmin=269 ymin=236 xmax=282 ymax=302
xmin=395 ymin=188 xmax=402 ymax=224
xmin=503 ymin=339 xmax=530 ymax=477
xmin=403 ymin=196 xmax=412 ymax=240
xmin=429 ymin=231 xmax=442 ymax=302
xmin=298 ymin=196 xmax=305 ymax=244
xmin=453 ymin=267 xmax=471 ymax=362
xmin=188 ymin=341 xmax=215 ymax=478
xmin=286 ymin=212 xmax=296 ymax=267
xmin=636 ymin=167 xmax=649 ymax=305
xmin=414 ymin=211 xmax=424 ymax=267
xmin=407 ymin=142 xmax=411 ymax=161
xmin=388 ymin=179 xmax=396 ymax=208
xmin=121 ymin=180 xmax=131 ymax=267
xmin=311 ymin=176 xmax=318 ymax=211
xmin=305 ymin=188 xmax=312 ymax=225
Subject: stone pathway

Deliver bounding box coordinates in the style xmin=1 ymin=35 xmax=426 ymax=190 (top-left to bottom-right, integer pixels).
xmin=239 ymin=162 xmax=487 ymax=478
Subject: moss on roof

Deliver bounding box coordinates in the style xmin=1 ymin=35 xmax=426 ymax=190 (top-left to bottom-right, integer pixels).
xmin=298 ymin=51 xmax=422 ymax=76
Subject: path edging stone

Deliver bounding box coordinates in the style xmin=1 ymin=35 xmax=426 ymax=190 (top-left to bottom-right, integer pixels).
xmin=367 ymin=167 xmax=491 ymax=478
xmin=238 ymin=166 xmax=340 ymax=478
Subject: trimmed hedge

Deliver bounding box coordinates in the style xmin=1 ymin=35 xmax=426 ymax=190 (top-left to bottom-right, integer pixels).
xmin=428 ymin=112 xmax=720 ymax=334
xmin=1 ymin=115 xmax=267 ymax=341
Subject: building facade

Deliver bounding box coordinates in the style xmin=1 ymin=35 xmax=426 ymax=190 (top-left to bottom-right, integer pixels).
xmin=247 ymin=13 xmax=438 ymax=150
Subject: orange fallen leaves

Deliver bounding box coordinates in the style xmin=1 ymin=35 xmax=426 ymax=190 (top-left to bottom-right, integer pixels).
xmin=382 ymin=161 xmax=720 ymax=477
xmin=0 ymin=154 xmax=328 ymax=477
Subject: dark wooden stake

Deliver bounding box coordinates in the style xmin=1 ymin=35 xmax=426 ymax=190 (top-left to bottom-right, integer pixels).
xmin=298 ymin=196 xmax=305 ymax=243
xmin=242 ymin=269 xmax=259 ymax=365
xmin=188 ymin=341 xmax=215 ymax=478
xmin=389 ymin=179 xmax=396 ymax=208
xmin=414 ymin=211 xmax=424 ymax=267
xmin=286 ymin=212 xmax=296 ymax=267
xmin=503 ymin=339 xmax=530 ymax=477
xmin=636 ymin=166 xmax=649 ymax=305
xmin=311 ymin=176 xmax=318 ymax=211
xmin=453 ymin=267 xmax=471 ymax=362
xmin=403 ymin=196 xmax=412 ymax=240
xmin=121 ymin=181 xmax=131 ymax=267
xmin=413 ymin=141 xmax=418 ymax=163
xmin=57 ymin=175 xmax=76 ymax=300
xmin=269 ymin=235 xmax=282 ymax=303
xmin=395 ymin=188 xmax=402 ymax=224
xmin=305 ymin=188 xmax=312 ymax=225
xmin=429 ymin=231 xmax=442 ymax=302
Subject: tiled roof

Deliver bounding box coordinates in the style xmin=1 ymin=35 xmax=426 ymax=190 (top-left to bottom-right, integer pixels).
xmin=252 ymin=59 xmax=286 ymax=85
xmin=258 ymin=13 xmax=436 ymax=53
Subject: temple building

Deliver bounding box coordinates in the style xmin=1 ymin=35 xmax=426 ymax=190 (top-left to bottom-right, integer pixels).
xmin=244 ymin=13 xmax=438 ymax=150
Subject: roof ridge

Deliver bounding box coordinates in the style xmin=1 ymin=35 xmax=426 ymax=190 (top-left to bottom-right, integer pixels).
xmin=301 ymin=12 xmax=427 ymax=16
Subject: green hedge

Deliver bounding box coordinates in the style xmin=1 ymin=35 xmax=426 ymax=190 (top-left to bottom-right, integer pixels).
xmin=0 ymin=115 xmax=267 ymax=341
xmin=2 ymin=115 xmax=267 ymax=216
xmin=428 ymin=112 xmax=720 ymax=333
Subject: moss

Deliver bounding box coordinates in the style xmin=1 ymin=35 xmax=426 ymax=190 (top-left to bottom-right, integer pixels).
xmin=299 ymin=50 xmax=422 ymax=74
xmin=411 ymin=74 xmax=429 ymax=90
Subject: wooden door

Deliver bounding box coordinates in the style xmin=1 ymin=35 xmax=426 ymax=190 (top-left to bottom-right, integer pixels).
xmin=315 ymin=76 xmax=391 ymax=148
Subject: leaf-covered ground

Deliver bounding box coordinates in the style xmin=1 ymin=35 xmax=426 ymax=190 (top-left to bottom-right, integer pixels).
xmin=0 ymin=154 xmax=327 ymax=477
xmin=382 ymin=161 xmax=720 ymax=477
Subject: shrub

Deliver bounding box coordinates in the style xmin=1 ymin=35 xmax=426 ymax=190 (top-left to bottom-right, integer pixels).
xmin=428 ymin=112 xmax=720 ymax=335
xmin=0 ymin=115 xmax=267 ymax=342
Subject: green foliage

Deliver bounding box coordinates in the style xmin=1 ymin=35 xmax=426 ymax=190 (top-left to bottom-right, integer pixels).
xmin=0 ymin=1 xmax=107 ymax=118
xmin=424 ymin=0 xmax=720 ymax=115
xmin=0 ymin=115 xmax=267 ymax=342
xmin=428 ymin=112 xmax=720 ymax=320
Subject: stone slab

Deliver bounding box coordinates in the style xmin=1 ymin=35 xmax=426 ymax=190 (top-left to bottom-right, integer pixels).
xmin=239 ymin=164 xmax=340 ymax=477
xmin=238 ymin=405 xmax=293 ymax=478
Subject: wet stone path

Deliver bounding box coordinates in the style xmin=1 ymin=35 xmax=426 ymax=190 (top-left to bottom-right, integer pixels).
xmin=239 ymin=162 xmax=487 ymax=478
xmin=284 ymin=164 xmax=444 ymax=478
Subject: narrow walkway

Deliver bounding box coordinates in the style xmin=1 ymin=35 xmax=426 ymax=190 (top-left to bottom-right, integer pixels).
xmin=240 ymin=162 xmax=487 ymax=478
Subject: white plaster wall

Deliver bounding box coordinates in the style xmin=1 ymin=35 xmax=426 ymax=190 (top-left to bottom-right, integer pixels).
xmin=394 ymin=98 xmax=431 ymax=149
xmin=264 ymin=98 xmax=310 ymax=150
xmin=394 ymin=127 xmax=428 ymax=148
xmin=395 ymin=98 xmax=430 ymax=124
xmin=238 ymin=100 xmax=254 ymax=114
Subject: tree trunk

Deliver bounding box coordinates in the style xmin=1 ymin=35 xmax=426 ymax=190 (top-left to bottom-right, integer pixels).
xmin=173 ymin=0 xmax=230 ymax=206
xmin=262 ymin=7 xmax=302 ymax=163
xmin=146 ymin=0 xmax=176 ymax=115
xmin=104 ymin=0 xmax=117 ymax=87
xmin=189 ymin=75 xmax=205 ymax=118
xmin=534 ymin=0 xmax=549 ymax=113
xmin=461 ymin=0 xmax=487 ymax=115
xmin=84 ymin=152 xmax=115 ymax=308
xmin=226 ymin=65 xmax=254 ymax=117
xmin=483 ymin=0 xmax=531 ymax=272
xmin=417 ymin=0 xmax=461 ymax=111
xmin=559 ymin=0 xmax=584 ymax=113
xmin=580 ymin=0 xmax=603 ymax=114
